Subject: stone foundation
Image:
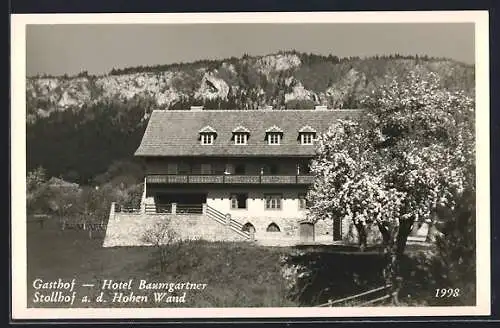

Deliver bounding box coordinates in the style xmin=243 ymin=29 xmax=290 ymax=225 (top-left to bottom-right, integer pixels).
xmin=104 ymin=199 xmax=352 ymax=247
xmin=103 ymin=212 xmax=248 ymax=247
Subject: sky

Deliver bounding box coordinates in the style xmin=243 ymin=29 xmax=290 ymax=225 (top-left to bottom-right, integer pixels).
xmin=26 ymin=23 xmax=475 ymax=76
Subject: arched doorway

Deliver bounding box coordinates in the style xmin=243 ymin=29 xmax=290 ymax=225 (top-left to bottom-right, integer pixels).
xmin=266 ymin=222 xmax=281 ymax=232
xmin=242 ymin=222 xmax=256 ymax=240
xmin=242 ymin=222 xmax=256 ymax=233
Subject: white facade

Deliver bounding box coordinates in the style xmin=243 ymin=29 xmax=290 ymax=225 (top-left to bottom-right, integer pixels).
xmin=206 ymin=189 xmax=307 ymax=220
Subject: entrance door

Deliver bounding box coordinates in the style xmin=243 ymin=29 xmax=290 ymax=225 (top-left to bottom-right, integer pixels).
xmin=299 ymin=222 xmax=315 ymax=243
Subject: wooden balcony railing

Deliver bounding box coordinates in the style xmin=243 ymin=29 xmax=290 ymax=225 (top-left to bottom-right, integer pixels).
xmin=146 ymin=174 xmax=315 ymax=185
xmin=188 ymin=175 xmax=224 ymax=184
xmin=224 ymin=175 xmax=261 ymax=184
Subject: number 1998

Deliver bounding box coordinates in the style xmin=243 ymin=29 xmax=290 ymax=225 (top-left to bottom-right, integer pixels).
xmin=435 ymin=288 xmax=460 ymax=297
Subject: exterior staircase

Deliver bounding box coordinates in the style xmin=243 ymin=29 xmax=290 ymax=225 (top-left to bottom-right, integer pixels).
xmin=205 ymin=205 xmax=251 ymax=240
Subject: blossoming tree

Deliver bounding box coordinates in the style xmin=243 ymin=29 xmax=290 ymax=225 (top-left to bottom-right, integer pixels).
xmin=307 ymin=70 xmax=475 ymax=279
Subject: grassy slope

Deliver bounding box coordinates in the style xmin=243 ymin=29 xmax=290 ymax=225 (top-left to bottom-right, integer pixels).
xmin=27 ymin=220 xmax=296 ymax=308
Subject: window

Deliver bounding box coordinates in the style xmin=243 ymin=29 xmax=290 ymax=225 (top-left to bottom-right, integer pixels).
xmin=298 ymin=193 xmax=309 ymax=210
xmin=199 ymin=126 xmax=217 ymax=144
xmin=214 ymin=163 xmax=226 ymax=175
xmin=234 ymin=133 xmax=248 ymax=145
xmin=301 ymin=133 xmax=315 ymax=145
xmin=263 ymin=164 xmax=279 ymax=175
xmin=178 ymin=162 xmax=190 ymax=174
xmin=232 ymin=126 xmax=250 ymax=144
xmin=268 ymin=133 xmax=281 ymax=145
xmin=167 ymin=163 xmax=178 ymax=174
xmin=201 ymin=164 xmax=212 ymax=175
xmin=191 ymin=164 xmax=201 ymax=174
xmin=265 ymin=194 xmax=282 ymax=210
xmin=266 ymin=223 xmax=281 ymax=232
xmin=200 ymin=134 xmax=214 ymax=145
xmin=234 ymin=164 xmax=246 ymax=175
xmin=231 ymin=193 xmax=248 ymax=209
xmin=224 ymin=164 xmax=234 ymax=175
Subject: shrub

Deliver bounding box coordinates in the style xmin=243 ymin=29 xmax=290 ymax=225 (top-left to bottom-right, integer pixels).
xmin=141 ymin=220 xmax=179 ymax=272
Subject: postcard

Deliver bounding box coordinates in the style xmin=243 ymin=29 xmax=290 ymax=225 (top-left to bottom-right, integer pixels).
xmin=11 ymin=11 xmax=490 ymax=320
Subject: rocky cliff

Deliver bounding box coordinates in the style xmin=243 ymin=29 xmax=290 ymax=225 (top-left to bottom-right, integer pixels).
xmin=26 ymin=51 xmax=474 ymax=122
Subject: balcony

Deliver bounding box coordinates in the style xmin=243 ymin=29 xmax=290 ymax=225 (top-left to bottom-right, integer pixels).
xmin=146 ymin=174 xmax=314 ymax=185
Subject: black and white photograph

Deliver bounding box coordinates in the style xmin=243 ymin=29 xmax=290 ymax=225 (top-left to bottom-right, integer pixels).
xmin=11 ymin=11 xmax=490 ymax=319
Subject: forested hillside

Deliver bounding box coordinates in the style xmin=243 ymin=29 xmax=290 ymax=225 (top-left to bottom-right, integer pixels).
xmin=26 ymin=51 xmax=475 ymax=184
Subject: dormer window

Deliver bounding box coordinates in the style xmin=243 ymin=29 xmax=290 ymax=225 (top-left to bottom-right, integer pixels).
xmin=201 ymin=134 xmax=214 ymax=145
xmin=199 ymin=125 xmax=217 ymax=145
xmin=265 ymin=125 xmax=283 ymax=145
xmin=268 ymin=133 xmax=281 ymax=145
xmin=232 ymin=125 xmax=250 ymax=145
xmin=234 ymin=133 xmax=247 ymax=145
xmin=298 ymin=125 xmax=317 ymax=145
xmin=301 ymin=133 xmax=315 ymax=145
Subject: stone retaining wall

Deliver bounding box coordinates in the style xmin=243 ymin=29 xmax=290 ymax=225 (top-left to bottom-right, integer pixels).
xmin=104 ymin=202 xmax=352 ymax=247
xmin=103 ymin=212 xmax=248 ymax=247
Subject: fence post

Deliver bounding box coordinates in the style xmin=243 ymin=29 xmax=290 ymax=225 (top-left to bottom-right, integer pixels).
xmin=202 ymin=203 xmax=207 ymax=214
xmin=171 ymin=203 xmax=177 ymax=214
xmin=392 ymin=276 xmax=403 ymax=305
xmin=225 ymin=213 xmax=231 ymax=239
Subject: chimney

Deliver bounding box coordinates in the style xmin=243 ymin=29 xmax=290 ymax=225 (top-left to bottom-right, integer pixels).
xmin=190 ymin=106 xmax=204 ymax=111
xmin=314 ymin=105 xmax=328 ymax=110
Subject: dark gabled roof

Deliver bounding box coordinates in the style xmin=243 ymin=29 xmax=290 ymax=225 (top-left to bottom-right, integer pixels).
xmin=135 ymin=109 xmax=362 ymax=157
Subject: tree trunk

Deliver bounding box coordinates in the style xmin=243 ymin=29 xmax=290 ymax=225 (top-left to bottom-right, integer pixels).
xmin=381 ymin=219 xmax=414 ymax=285
xmin=354 ymin=222 xmax=367 ymax=251
xmin=380 ymin=223 xmax=396 ymax=284
xmin=377 ymin=222 xmax=392 ymax=246
xmin=395 ymin=219 xmax=414 ymax=262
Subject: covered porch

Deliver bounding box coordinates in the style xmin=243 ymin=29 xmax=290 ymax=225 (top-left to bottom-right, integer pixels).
xmin=140 ymin=179 xmax=212 ymax=214
xmin=145 ymin=192 xmax=207 ymax=214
